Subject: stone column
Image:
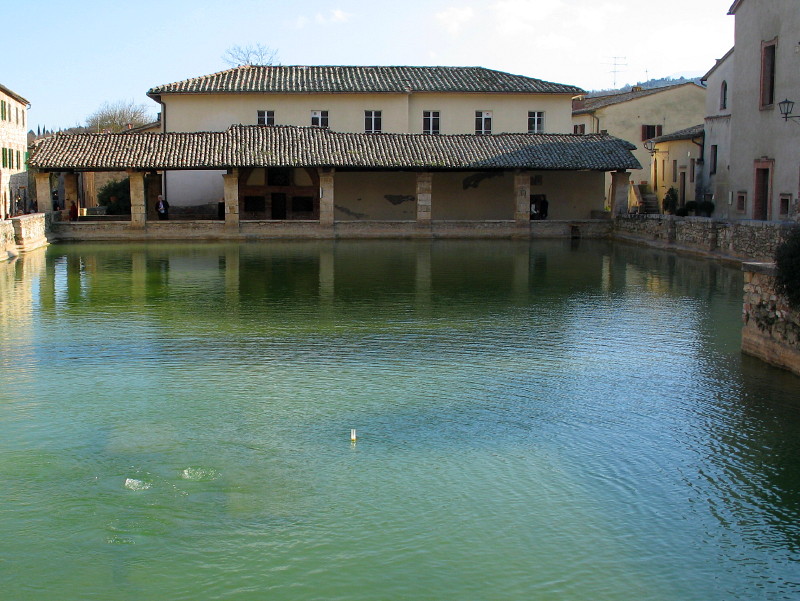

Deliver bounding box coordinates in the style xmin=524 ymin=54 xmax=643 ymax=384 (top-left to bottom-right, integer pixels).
xmin=64 ymin=173 xmax=79 ymax=214
xmin=34 ymin=173 xmax=51 ymax=215
xmin=416 ymin=172 xmax=432 ymax=224
xmin=319 ymin=168 xmax=335 ymax=227
xmin=610 ymin=170 xmax=631 ymax=216
xmin=513 ymin=171 xmax=531 ymax=224
xmin=128 ymin=171 xmax=146 ymax=229
xmin=223 ymin=169 xmax=240 ymax=228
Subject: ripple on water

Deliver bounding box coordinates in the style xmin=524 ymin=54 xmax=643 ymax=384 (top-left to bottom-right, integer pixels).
xmin=123 ymin=478 xmax=151 ymax=491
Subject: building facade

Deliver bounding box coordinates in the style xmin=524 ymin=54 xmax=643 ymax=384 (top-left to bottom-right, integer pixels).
xmin=700 ymin=49 xmax=734 ymax=217
xmin=648 ymin=125 xmax=705 ymax=209
xmin=0 ymin=84 xmax=29 ymax=220
xmin=572 ymin=83 xmax=707 ymax=209
xmin=147 ymin=66 xmax=586 ymax=210
xmin=723 ymin=0 xmax=800 ymax=221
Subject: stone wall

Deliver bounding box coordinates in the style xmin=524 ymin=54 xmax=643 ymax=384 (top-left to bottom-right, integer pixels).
xmin=615 ymin=215 xmax=794 ymax=261
xmin=50 ymin=219 xmax=614 ymax=241
xmin=742 ymin=262 xmax=800 ymax=377
xmin=0 ymin=219 xmax=14 ymax=261
xmin=11 ymin=214 xmax=49 ymax=252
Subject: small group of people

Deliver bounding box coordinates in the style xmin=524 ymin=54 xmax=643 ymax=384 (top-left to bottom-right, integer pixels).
xmin=530 ymin=195 xmax=549 ymax=220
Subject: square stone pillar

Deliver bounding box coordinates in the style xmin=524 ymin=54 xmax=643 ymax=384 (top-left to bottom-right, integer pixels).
xmin=416 ymin=172 xmax=433 ymax=223
xmin=319 ymin=168 xmax=335 ymax=227
xmin=64 ymin=173 xmax=79 ymax=213
xmin=223 ymin=169 xmax=240 ymax=228
xmin=610 ymin=170 xmax=631 ymax=216
xmin=128 ymin=171 xmax=146 ymax=229
xmin=514 ymin=171 xmax=531 ymax=224
xmin=34 ymin=173 xmax=51 ymax=216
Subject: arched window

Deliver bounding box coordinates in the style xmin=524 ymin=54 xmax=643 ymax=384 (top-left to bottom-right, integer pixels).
xmin=720 ymin=81 xmax=728 ymax=110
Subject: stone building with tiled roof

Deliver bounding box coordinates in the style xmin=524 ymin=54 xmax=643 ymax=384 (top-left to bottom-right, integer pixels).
xmin=0 ymin=83 xmax=30 ymax=220
xmin=572 ymin=82 xmax=706 ymax=211
xmin=28 ymin=65 xmax=642 ymax=234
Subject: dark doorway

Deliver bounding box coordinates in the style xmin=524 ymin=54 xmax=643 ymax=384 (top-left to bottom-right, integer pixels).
xmin=679 ymin=172 xmax=686 ymax=206
xmin=271 ymin=193 xmax=287 ymax=219
xmin=754 ymin=167 xmax=770 ymax=220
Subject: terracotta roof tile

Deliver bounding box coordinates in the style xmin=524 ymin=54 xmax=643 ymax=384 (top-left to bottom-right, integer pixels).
xmin=148 ymin=66 xmax=585 ymax=97
xmin=29 ymin=125 xmax=640 ymax=171
xmin=573 ymin=82 xmax=704 ymax=115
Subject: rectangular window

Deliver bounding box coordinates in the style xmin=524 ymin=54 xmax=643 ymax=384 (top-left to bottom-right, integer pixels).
xmin=641 ymin=124 xmax=663 ymax=140
xmin=690 ymin=158 xmax=696 ymax=183
xmin=672 ymin=160 xmax=678 ymax=183
xmin=1 ymin=148 xmax=6 ymax=168
xmin=1 ymin=101 xmax=5 ymax=121
xmin=311 ymin=110 xmax=328 ymax=128
xmin=475 ymin=111 xmax=492 ymax=135
xmin=779 ymin=194 xmax=791 ymax=216
xmin=16 ymin=150 xmax=21 ymax=170
xmin=257 ymin=110 xmax=274 ymax=125
xmin=423 ymin=110 xmax=440 ymax=135
xmin=710 ymin=145 xmax=718 ymax=175
xmin=527 ymin=111 xmax=545 ymax=133
xmin=737 ymin=191 xmax=747 ymax=212
xmin=365 ymin=110 xmax=381 ymax=134
xmin=760 ymin=40 xmax=777 ymax=108
xmin=573 ymin=124 xmax=586 ymax=135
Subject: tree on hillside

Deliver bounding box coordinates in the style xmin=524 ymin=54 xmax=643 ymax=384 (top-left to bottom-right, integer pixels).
xmin=85 ymin=100 xmax=154 ymax=133
xmin=222 ymin=43 xmax=279 ymax=67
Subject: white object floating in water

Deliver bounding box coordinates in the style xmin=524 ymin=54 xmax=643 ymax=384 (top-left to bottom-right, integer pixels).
xmin=124 ymin=478 xmax=151 ymax=491
xmin=351 ymin=429 xmax=357 ymax=442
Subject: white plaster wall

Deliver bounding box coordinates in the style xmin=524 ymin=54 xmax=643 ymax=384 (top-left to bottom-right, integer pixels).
xmin=728 ymin=0 xmax=800 ymax=221
xmin=167 ymin=170 xmax=225 ymax=206
xmin=334 ymin=171 xmax=417 ymax=220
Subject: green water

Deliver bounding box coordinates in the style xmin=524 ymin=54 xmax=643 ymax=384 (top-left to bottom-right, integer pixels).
xmin=1 ymin=239 xmax=799 ymax=600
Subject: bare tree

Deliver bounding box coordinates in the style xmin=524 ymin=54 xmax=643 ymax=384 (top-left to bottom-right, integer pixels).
xmin=222 ymin=43 xmax=279 ymax=67
xmin=86 ymin=100 xmax=155 ymax=133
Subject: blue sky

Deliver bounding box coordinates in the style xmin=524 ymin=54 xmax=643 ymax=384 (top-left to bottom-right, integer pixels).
xmin=6 ymin=0 xmax=735 ymax=130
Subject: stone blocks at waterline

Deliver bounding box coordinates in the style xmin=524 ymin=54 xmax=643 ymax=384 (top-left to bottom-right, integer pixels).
xmin=742 ymin=262 xmax=800 ymax=377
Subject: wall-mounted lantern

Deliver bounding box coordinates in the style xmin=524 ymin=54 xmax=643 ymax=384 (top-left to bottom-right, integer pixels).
xmin=778 ymin=98 xmax=800 ymax=123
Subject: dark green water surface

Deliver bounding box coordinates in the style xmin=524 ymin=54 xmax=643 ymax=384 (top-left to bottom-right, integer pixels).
xmin=1 ymin=239 xmax=799 ymax=600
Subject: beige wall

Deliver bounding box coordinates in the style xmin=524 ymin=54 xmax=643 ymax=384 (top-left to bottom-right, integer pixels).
xmin=728 ymin=0 xmax=800 ymax=221
xmin=652 ymin=138 xmax=703 ymax=205
xmin=0 ymin=89 xmax=29 ymax=219
xmin=530 ymin=171 xmax=606 ymax=219
xmin=430 ymin=172 xmax=513 ymax=220
xmin=574 ymin=84 xmax=706 ymax=201
xmin=334 ymin=171 xmax=417 ymax=220
xmin=161 ymin=91 xmax=576 ymax=135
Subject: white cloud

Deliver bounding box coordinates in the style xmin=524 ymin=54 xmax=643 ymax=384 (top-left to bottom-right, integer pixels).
xmin=435 ymin=6 xmax=476 ymax=36
xmin=330 ymin=9 xmax=351 ymax=23
xmin=313 ymin=8 xmax=353 ymax=26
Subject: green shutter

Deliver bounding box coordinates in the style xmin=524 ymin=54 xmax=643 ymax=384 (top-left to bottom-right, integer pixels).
xmin=2 ymin=148 xmax=6 ymax=168
xmin=1 ymin=101 xmax=5 ymax=120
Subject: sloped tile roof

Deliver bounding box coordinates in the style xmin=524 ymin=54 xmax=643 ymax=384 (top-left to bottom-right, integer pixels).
xmin=148 ymin=66 xmax=585 ymax=97
xmin=651 ymin=124 xmax=704 ymax=143
xmin=573 ymin=82 xmax=704 ymax=115
xmin=0 ymin=83 xmax=30 ymax=106
xmin=28 ymin=125 xmax=640 ymax=172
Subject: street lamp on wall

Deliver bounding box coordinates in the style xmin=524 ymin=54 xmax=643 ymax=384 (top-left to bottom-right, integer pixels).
xmin=643 ymin=139 xmax=657 ymax=155
xmin=778 ymin=98 xmax=800 ymax=123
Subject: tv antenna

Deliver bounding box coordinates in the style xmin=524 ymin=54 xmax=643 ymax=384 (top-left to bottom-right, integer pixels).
xmin=604 ymin=56 xmax=627 ymax=88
